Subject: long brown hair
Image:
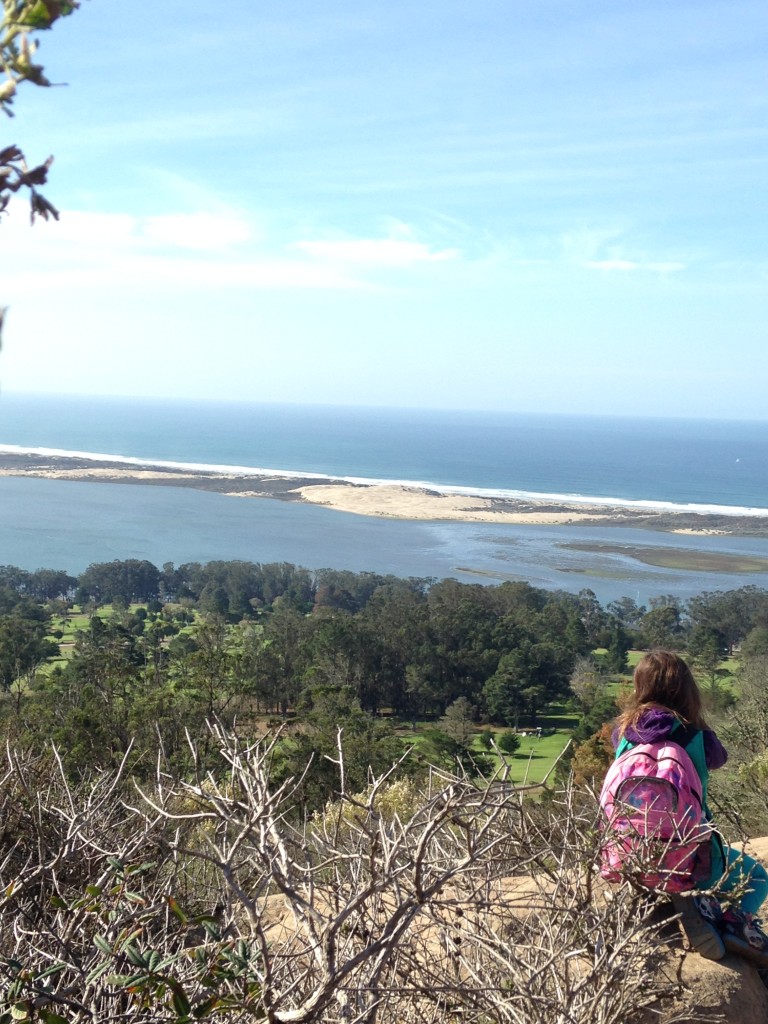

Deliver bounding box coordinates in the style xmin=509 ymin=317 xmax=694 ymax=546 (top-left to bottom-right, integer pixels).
xmin=616 ymin=649 xmax=708 ymax=737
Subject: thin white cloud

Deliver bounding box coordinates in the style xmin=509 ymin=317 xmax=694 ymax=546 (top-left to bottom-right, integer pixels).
xmin=293 ymin=237 xmax=460 ymax=266
xmin=3 ymin=210 xmax=137 ymax=246
xmin=585 ymin=258 xmax=685 ymax=272
xmin=6 ymin=256 xmax=362 ymax=294
xmin=131 ymin=256 xmax=362 ymax=290
xmin=2 ymin=208 xmax=364 ymax=293
xmin=69 ymin=108 xmax=290 ymax=146
xmin=646 ymin=261 xmax=686 ymax=273
xmin=560 ymin=225 xmax=625 ymax=264
xmin=142 ymin=213 xmax=252 ymax=250
xmin=559 ymin=226 xmax=686 ymax=274
xmin=584 ymin=258 xmax=639 ymax=271
xmin=4 ymin=208 xmax=253 ymax=253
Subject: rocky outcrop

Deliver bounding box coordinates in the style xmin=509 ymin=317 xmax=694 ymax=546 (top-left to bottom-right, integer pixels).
xmin=644 ymin=836 xmax=768 ymax=1023
xmin=650 ymin=953 xmax=768 ymax=1023
xmin=254 ymin=837 xmax=768 ymax=1023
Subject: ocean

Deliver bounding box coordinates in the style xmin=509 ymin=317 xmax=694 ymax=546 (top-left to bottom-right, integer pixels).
xmin=1 ymin=392 xmax=768 ymax=604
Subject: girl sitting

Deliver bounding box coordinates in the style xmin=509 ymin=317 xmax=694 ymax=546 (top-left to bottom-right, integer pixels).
xmin=610 ymin=649 xmax=768 ymax=962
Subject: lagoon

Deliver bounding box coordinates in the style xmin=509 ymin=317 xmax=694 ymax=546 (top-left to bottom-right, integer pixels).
xmin=3 ymin=475 xmax=768 ymax=605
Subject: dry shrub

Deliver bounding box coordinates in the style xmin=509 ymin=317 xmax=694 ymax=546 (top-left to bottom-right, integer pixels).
xmin=0 ymin=728 xmax=693 ymax=1023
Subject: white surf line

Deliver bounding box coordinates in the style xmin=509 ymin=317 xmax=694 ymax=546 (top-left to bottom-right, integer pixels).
xmin=1 ymin=443 xmax=767 ymax=517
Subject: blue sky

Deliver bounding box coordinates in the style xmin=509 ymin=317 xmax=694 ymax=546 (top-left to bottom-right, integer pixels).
xmin=1 ymin=0 xmax=767 ymax=417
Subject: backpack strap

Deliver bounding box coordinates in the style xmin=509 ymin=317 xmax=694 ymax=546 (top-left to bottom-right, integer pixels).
xmin=669 ymin=721 xmax=712 ymax=817
xmin=670 ymin=722 xmax=699 ymax=750
xmin=669 ymin=722 xmax=725 ymax=883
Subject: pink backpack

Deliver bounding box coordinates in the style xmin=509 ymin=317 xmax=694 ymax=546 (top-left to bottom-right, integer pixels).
xmin=599 ymin=735 xmax=714 ymax=893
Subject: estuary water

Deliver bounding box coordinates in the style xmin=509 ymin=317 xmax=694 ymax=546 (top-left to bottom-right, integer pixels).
xmin=1 ymin=393 xmax=768 ymax=604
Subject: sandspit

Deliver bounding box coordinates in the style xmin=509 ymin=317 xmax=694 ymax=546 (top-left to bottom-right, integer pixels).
xmin=292 ymin=483 xmax=603 ymax=524
xmin=2 ymin=452 xmax=768 ymax=537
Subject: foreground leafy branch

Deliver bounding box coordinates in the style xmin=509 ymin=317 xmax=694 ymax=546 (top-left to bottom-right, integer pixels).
xmin=0 ymin=727 xmax=694 ymax=1023
xmin=0 ymin=0 xmax=79 ymax=223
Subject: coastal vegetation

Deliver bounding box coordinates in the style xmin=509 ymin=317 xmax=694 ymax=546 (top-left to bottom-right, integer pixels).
xmin=0 ymin=560 xmax=766 ymax=802
xmin=1 ymin=558 xmax=768 ymax=1020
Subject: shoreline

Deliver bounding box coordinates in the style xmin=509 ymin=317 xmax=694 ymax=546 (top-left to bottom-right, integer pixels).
xmin=2 ymin=452 xmax=768 ymax=537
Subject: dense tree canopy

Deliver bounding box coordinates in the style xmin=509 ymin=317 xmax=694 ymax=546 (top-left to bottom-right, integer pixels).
xmin=1 ymin=555 xmax=767 ymax=810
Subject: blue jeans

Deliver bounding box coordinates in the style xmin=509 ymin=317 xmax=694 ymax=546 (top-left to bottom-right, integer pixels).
xmin=716 ymin=847 xmax=768 ymax=916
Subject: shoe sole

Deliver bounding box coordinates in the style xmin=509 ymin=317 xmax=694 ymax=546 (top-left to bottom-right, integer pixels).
xmin=670 ymin=895 xmax=727 ymax=961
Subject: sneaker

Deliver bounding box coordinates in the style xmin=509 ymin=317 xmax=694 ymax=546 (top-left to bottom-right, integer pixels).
xmin=720 ymin=907 xmax=768 ymax=967
xmin=694 ymin=894 xmax=723 ymax=927
xmin=721 ymin=908 xmax=768 ymax=949
xmin=670 ymin=894 xmax=726 ymax=961
xmin=744 ymin=915 xmax=768 ymax=950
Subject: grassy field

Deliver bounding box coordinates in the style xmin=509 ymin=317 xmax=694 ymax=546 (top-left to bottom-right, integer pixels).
xmin=42 ymin=605 xmax=147 ymax=673
xmin=393 ymin=711 xmax=575 ymax=786
xmin=484 ymin=730 xmax=573 ymax=785
xmin=43 ymin=607 xmax=94 ymax=673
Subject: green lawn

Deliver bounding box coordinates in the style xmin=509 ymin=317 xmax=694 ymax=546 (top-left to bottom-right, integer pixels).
xmin=391 ymin=713 xmax=573 ymax=787
xmin=501 ymin=731 xmax=572 ymax=785
xmin=460 ymin=730 xmax=571 ymax=786
xmin=41 ymin=604 xmax=153 ymax=674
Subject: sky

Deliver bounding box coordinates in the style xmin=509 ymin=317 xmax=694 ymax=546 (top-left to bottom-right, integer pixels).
xmin=1 ymin=0 xmax=767 ymax=417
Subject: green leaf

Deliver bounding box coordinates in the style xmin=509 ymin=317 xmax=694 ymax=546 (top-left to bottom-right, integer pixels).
xmin=40 ymin=1012 xmax=69 ymax=1024
xmin=10 ymin=1005 xmax=29 ymax=1022
xmin=128 ymin=861 xmax=157 ymax=876
xmin=123 ymin=944 xmax=147 ymax=968
xmin=85 ymin=884 xmax=101 ymax=897
xmin=49 ymin=896 xmax=66 ymax=910
xmin=154 ymin=956 xmax=180 ymax=973
xmin=19 ymin=1 xmax=53 ymax=29
xmin=168 ymin=896 xmax=189 ymax=925
xmin=105 ymin=972 xmax=150 ymax=989
xmin=93 ymin=934 xmax=112 ymax=954
xmin=117 ymin=927 xmax=143 ymax=948
xmin=50 ymin=2 xmax=80 ymax=17
xmin=192 ymin=997 xmax=219 ymax=1019
xmin=170 ymin=985 xmax=191 ymax=1017
xmin=86 ymin=960 xmax=113 ymax=985
xmin=37 ymin=964 xmax=65 ymax=980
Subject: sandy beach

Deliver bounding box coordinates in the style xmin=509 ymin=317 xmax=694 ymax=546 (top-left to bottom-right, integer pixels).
xmin=291 ymin=483 xmax=615 ymax=525
xmin=1 ymin=452 xmax=767 ymax=536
